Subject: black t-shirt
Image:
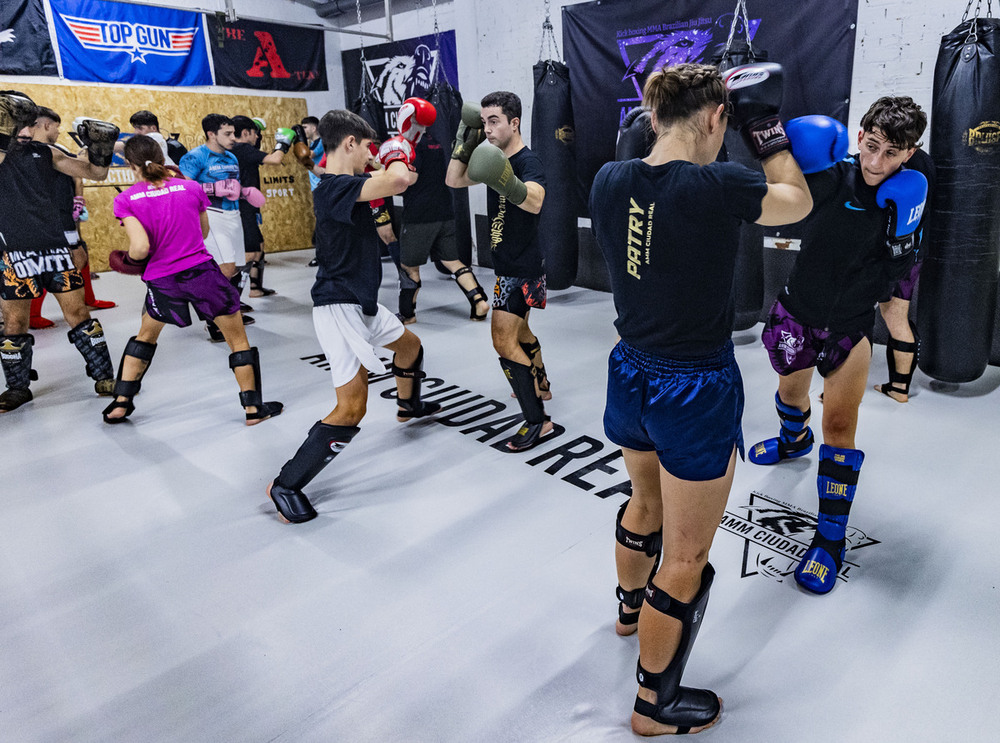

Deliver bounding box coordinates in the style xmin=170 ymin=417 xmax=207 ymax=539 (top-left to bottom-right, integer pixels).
xmin=402 ymin=134 xmax=454 ymax=224
xmin=231 ymin=142 xmax=266 ymax=220
xmin=50 ymin=143 xmax=77 ymax=232
xmin=487 ymin=146 xmax=546 ymax=278
xmin=590 ymin=158 xmax=767 ymax=359
xmin=783 ymin=153 xmax=934 ymax=334
xmin=0 ymin=142 xmax=72 ymax=252
xmin=310 ymin=172 xmax=383 ymax=315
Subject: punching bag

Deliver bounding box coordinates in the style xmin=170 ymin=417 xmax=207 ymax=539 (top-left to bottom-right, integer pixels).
xmin=713 ymin=39 xmax=767 ymax=331
xmin=425 ymin=80 xmax=473 ymax=267
xmin=531 ymin=60 xmax=580 ymax=290
xmin=351 ymin=90 xmax=389 ymax=144
xmin=919 ymin=15 xmax=1000 ymax=382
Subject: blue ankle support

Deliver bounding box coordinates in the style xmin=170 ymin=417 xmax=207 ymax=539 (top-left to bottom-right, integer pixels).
xmin=749 ymin=392 xmax=814 ymax=464
xmin=795 ymin=444 xmax=865 ymax=594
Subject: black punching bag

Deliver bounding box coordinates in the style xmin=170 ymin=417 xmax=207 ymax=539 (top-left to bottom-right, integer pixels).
xmin=919 ymin=17 xmax=1000 ymax=382
xmin=713 ymin=40 xmax=767 ymax=331
xmin=351 ymin=90 xmax=389 ymax=144
xmin=425 ymin=80 xmax=473 ymax=267
xmin=532 ymin=60 xmax=580 ymax=290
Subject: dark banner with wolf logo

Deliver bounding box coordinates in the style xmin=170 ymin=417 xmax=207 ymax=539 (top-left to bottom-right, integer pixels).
xmin=341 ymin=30 xmax=458 ymax=136
xmin=564 ymin=0 xmax=858 ymax=200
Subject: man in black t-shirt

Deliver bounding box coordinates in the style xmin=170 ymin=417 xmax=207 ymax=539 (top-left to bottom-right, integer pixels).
xmin=446 ymin=91 xmax=552 ymax=453
xmin=0 ymin=91 xmax=118 ymax=412
xmin=230 ymin=115 xmax=294 ymax=298
xmin=265 ymin=110 xmax=441 ymax=524
xmin=397 ymin=132 xmax=490 ymax=323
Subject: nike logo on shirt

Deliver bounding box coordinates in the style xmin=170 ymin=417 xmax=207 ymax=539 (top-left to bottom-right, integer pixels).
xmin=844 ymin=201 xmax=865 ymax=211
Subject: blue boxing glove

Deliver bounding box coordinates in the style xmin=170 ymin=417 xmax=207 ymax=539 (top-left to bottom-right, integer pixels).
xmin=786 ymin=115 xmax=849 ymax=173
xmin=876 ymin=168 xmax=928 ymax=259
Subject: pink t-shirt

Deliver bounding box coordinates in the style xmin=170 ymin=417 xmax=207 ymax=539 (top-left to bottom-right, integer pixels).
xmin=113 ymin=178 xmax=212 ymax=281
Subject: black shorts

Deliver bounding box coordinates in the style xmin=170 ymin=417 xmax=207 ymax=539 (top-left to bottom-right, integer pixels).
xmin=493 ymin=274 xmax=546 ymax=318
xmin=399 ymin=220 xmax=459 ymax=266
xmin=1 ymin=247 xmax=83 ymax=300
xmin=240 ymin=207 xmax=263 ymax=251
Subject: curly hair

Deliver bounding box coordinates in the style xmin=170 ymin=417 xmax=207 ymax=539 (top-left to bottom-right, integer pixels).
xmin=860 ymin=96 xmax=926 ymax=150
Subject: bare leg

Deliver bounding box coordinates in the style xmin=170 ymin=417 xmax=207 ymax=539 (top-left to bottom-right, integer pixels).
xmin=615 ymin=449 xmax=664 ymax=635
xmin=104 ymin=313 xmax=165 ymax=421
xmin=875 ymin=298 xmax=915 ymax=402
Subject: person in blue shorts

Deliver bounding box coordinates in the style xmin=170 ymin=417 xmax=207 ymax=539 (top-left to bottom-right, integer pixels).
xmin=590 ymin=63 xmax=812 ymax=735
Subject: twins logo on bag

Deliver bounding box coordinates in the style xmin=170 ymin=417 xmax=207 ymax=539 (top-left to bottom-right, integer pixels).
xmin=60 ymin=13 xmax=197 ymax=63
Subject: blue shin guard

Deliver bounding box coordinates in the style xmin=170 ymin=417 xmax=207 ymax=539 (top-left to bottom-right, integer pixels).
xmin=749 ymin=392 xmax=814 ymax=465
xmin=795 ymin=444 xmax=865 ymax=594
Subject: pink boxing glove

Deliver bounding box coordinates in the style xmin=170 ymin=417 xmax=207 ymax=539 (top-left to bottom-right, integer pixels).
xmin=205 ymin=178 xmax=241 ymax=200
xmin=72 ymin=196 xmax=87 ymax=221
xmin=241 ymin=186 xmax=267 ymax=208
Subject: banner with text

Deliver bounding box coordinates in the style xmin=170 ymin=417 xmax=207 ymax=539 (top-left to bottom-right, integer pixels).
xmin=564 ymin=0 xmax=858 ymax=202
xmin=206 ymin=16 xmax=327 ymax=92
xmin=50 ymin=0 xmax=212 ymax=86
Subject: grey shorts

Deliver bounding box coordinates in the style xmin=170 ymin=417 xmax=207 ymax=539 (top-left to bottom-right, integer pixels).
xmin=399 ymin=220 xmax=459 ymax=266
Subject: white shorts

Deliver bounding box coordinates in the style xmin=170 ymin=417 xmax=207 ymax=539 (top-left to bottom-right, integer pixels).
xmin=312 ymin=303 xmax=405 ymax=387
xmin=204 ymin=208 xmax=245 ymax=266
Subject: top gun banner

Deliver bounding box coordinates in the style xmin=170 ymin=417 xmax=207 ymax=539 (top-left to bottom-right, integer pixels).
xmin=206 ymin=15 xmax=328 ymax=92
xmin=0 ymin=0 xmax=58 ymax=76
xmin=564 ymin=0 xmax=858 ymax=201
xmin=50 ymin=0 xmax=212 ymax=86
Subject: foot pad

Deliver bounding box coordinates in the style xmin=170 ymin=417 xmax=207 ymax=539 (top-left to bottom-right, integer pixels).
xmin=267 ymin=481 xmax=318 ymax=523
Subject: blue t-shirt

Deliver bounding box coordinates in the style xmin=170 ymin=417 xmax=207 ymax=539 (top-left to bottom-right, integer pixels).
xmin=590 ymin=158 xmax=767 ymax=359
xmin=178 ymin=144 xmax=241 ymax=211
xmin=308 ymin=138 xmax=325 ymax=192
xmin=310 ymin=172 xmax=382 ymax=315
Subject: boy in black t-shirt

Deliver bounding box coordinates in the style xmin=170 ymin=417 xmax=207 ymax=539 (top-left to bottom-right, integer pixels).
xmin=265 ymin=110 xmax=440 ymax=524
xmin=446 ymin=91 xmax=553 ymax=452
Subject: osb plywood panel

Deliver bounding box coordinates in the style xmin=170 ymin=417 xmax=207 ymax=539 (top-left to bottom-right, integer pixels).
xmin=13 ymin=83 xmax=317 ymax=270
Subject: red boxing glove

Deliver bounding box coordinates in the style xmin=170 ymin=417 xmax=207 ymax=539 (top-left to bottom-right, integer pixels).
xmin=108 ymin=250 xmax=148 ymax=276
xmin=241 ymin=186 xmax=266 ymax=208
xmin=378 ymin=135 xmax=415 ymax=170
xmin=396 ymin=97 xmax=436 ymax=145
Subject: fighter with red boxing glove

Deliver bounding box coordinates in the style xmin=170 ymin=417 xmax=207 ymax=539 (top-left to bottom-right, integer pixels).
xmin=395 ymin=97 xmax=436 ymax=145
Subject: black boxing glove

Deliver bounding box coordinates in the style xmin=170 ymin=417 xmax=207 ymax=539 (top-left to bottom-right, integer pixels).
xmin=73 ymin=117 xmax=121 ymax=168
xmin=0 ymin=90 xmax=38 ymax=150
xmin=615 ymin=107 xmax=655 ymax=161
xmin=723 ymin=63 xmax=791 ymax=160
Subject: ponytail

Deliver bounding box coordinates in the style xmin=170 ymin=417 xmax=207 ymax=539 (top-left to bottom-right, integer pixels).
xmin=122 ymin=134 xmax=172 ymax=185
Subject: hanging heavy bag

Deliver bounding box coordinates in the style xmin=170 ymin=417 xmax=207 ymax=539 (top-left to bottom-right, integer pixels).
xmin=531 ymin=59 xmax=580 ymax=290
xmin=426 ymin=79 xmax=474 ymax=267
xmin=918 ymin=13 xmax=1000 ymax=382
xmin=713 ymin=37 xmax=768 ymax=331
xmin=351 ymin=90 xmax=390 ymax=145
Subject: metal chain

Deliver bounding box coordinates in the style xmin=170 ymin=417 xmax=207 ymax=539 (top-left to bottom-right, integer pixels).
xmin=538 ymin=0 xmax=561 ymax=62
xmin=430 ymin=0 xmax=443 ymax=83
xmin=357 ymin=0 xmax=367 ymax=94
xmin=724 ymin=0 xmax=753 ymax=56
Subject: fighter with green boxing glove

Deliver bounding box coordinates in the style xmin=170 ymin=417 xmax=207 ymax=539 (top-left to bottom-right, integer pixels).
xmin=445 ymin=91 xmax=554 ymax=453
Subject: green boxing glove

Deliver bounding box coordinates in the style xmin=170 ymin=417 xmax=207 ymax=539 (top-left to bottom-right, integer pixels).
xmin=451 ymin=101 xmax=485 ymax=164
xmin=273 ymin=127 xmax=296 ymax=153
xmin=467 ymin=141 xmax=528 ymax=205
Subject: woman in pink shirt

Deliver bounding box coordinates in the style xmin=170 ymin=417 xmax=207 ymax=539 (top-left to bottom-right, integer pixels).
xmin=102 ymin=135 xmax=282 ymax=425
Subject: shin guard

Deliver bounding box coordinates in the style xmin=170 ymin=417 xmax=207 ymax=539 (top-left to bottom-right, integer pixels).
xmin=879 ymin=322 xmax=918 ymax=398
xmin=454 ymin=266 xmax=489 ymax=320
xmin=393 ymin=346 xmax=441 ymax=421
xmin=749 ymin=392 xmax=814 ymax=465
xmin=795 ymin=444 xmax=865 ymax=594
xmin=248 ymin=256 xmax=275 ymax=296
xmin=270 ymin=421 xmax=360 ymax=523
xmin=229 ymin=347 xmax=283 ymax=423
xmin=634 ymin=564 xmax=720 ymax=733
xmin=615 ymin=500 xmax=663 ymax=628
xmin=398 ymin=272 xmax=420 ymax=320
xmin=67 ymin=319 xmax=114 ymax=389
xmin=519 ymin=338 xmax=550 ymax=395
xmin=500 ymin=357 xmax=551 ymax=451
xmin=0 ymin=334 xmax=35 ymax=411
xmin=102 ymin=336 xmax=156 ymax=423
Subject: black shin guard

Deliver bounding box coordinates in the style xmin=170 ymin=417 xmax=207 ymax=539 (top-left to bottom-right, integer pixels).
xmin=229 ymin=347 xmax=283 ymax=422
xmin=615 ymin=501 xmax=663 ymax=627
xmin=634 ymin=564 xmax=720 ymax=733
xmin=398 ymin=272 xmax=420 ymax=320
xmin=270 ymin=421 xmax=360 ymax=523
xmin=500 ymin=357 xmax=551 ymax=452
xmin=0 ymin=334 xmax=34 ymax=411
xmin=102 ymin=336 xmax=156 ymax=423
xmin=881 ymin=322 xmax=919 ymax=397
xmin=67 ymin=319 xmax=114 ymax=385
xmin=393 ymin=346 xmax=441 ymax=420
xmin=519 ymin=338 xmax=550 ymax=393
xmin=453 ymin=266 xmax=489 ymax=319
xmin=248 ymin=257 xmax=275 ymax=296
